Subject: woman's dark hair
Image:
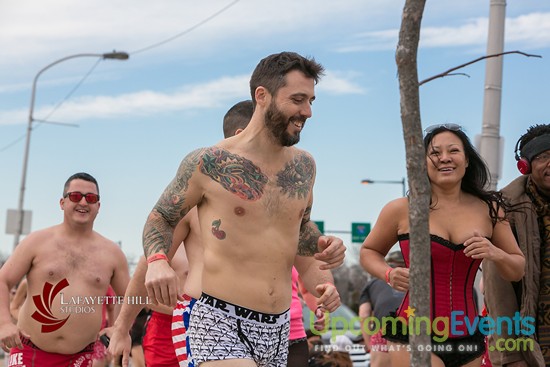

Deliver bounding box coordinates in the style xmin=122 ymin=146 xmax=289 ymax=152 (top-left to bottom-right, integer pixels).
xmin=423 ymin=126 xmax=510 ymax=224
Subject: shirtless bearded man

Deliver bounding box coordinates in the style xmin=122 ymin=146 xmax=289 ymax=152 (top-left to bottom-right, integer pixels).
xmin=143 ymin=52 xmax=345 ymax=366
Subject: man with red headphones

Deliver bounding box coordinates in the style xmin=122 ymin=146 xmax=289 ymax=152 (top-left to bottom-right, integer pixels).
xmin=483 ymin=124 xmax=550 ymax=367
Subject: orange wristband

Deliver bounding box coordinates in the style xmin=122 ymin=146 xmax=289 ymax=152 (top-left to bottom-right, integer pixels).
xmin=385 ymin=268 xmax=393 ymax=285
xmin=147 ymin=253 xmax=168 ymax=264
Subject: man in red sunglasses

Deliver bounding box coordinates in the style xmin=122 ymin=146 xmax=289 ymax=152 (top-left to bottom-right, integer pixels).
xmin=0 ymin=172 xmax=130 ymax=367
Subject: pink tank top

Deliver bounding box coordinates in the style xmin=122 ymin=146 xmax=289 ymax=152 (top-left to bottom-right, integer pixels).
xmin=289 ymin=267 xmax=306 ymax=340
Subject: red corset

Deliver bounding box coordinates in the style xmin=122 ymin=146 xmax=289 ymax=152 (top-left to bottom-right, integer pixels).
xmin=396 ymin=233 xmax=482 ymax=338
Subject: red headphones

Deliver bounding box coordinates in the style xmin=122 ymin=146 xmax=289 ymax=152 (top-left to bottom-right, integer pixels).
xmin=514 ymin=134 xmax=550 ymax=175
xmin=514 ymin=137 xmax=531 ymax=175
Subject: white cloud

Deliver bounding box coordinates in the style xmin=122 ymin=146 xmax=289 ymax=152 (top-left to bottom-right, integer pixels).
xmin=319 ymin=71 xmax=366 ymax=95
xmin=0 ymin=0 xmax=392 ymax=76
xmin=0 ymin=75 xmax=249 ymax=125
xmin=506 ymin=12 xmax=550 ymax=48
xmin=335 ymin=12 xmax=550 ymax=52
xmin=0 ymin=71 xmax=362 ymax=126
xmin=421 ymin=18 xmax=488 ymax=48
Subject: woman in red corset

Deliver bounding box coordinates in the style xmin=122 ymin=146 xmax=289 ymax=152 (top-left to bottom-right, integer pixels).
xmin=360 ymin=124 xmax=525 ymax=367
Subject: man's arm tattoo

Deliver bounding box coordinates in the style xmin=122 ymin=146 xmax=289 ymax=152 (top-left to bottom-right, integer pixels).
xmin=297 ymin=205 xmax=321 ymax=256
xmin=143 ymin=148 xmax=203 ymax=256
xmin=143 ymin=211 xmax=174 ymax=256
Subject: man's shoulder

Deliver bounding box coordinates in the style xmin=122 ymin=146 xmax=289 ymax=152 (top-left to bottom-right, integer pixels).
xmin=92 ymin=232 xmax=123 ymax=252
xmin=21 ymin=225 xmax=58 ymax=244
xmin=291 ymin=146 xmax=314 ymax=160
xmin=7 ymin=226 xmax=58 ymax=263
xmin=182 ymin=146 xmax=212 ymax=160
xmin=360 ymin=278 xmax=382 ymax=302
xmin=500 ymin=175 xmax=528 ymax=199
xmin=362 ymin=278 xmax=381 ymax=292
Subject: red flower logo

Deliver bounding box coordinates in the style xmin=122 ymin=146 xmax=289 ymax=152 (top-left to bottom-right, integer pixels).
xmin=31 ymin=278 xmax=70 ymax=333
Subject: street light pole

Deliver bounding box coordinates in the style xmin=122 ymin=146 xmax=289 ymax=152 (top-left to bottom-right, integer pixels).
xmin=13 ymin=51 xmax=129 ymax=249
xmin=361 ymin=177 xmax=406 ymax=197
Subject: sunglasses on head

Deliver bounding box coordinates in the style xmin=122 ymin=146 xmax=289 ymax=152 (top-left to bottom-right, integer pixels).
xmin=424 ymin=123 xmax=463 ymax=135
xmin=64 ymin=191 xmax=100 ymax=204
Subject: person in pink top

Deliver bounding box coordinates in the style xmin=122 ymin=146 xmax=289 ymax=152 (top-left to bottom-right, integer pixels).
xmin=288 ymin=267 xmax=331 ymax=366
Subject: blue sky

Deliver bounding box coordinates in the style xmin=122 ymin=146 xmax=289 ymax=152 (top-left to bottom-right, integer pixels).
xmin=1 ymin=0 xmax=549 ymax=264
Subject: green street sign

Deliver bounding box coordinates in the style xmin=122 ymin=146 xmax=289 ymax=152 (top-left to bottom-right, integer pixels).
xmin=351 ymin=222 xmax=371 ymax=243
xmin=313 ymin=220 xmax=325 ymax=234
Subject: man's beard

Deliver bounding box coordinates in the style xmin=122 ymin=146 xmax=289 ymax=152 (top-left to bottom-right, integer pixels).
xmin=264 ymin=100 xmax=305 ymax=147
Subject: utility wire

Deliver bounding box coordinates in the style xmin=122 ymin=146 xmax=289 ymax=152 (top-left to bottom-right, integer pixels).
xmin=0 ymin=135 xmax=25 ymax=153
xmin=1 ymin=0 xmax=240 ymax=153
xmin=130 ymin=0 xmax=240 ymax=55
xmin=0 ymin=60 xmax=100 ymax=152
xmin=39 ymin=59 xmax=101 ymax=123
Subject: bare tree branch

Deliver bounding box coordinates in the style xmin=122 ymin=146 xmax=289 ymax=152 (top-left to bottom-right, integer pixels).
xmin=396 ymin=0 xmax=431 ymax=365
xmin=419 ymin=51 xmax=542 ymax=86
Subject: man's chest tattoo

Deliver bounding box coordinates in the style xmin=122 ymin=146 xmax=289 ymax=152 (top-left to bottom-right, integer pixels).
xmin=200 ymin=148 xmax=313 ymax=202
xmin=200 ymin=148 xmax=267 ymax=201
xmin=277 ymin=154 xmax=314 ymax=200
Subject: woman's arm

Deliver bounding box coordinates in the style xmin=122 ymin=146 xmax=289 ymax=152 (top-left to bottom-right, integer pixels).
xmin=463 ymin=209 xmax=525 ymax=281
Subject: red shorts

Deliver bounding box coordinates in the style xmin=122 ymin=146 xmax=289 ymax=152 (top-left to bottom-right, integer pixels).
xmin=8 ymin=336 xmax=94 ymax=367
xmin=143 ymin=311 xmax=178 ymax=366
xmin=371 ymin=330 xmax=389 ymax=353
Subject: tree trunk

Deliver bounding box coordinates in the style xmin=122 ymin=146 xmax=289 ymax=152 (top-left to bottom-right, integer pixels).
xmin=395 ymin=0 xmax=431 ymax=366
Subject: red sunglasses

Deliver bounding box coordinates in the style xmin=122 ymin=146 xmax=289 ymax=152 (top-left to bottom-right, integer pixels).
xmin=64 ymin=191 xmax=100 ymax=204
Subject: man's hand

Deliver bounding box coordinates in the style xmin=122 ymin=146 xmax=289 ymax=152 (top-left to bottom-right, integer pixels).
xmin=313 ymin=307 xmax=329 ymax=331
xmin=103 ymin=326 xmax=131 ymax=367
xmin=0 ymin=323 xmax=25 ymax=352
xmin=314 ymin=236 xmax=346 ymax=270
xmin=315 ymin=282 xmax=340 ymax=312
xmin=144 ymin=259 xmax=180 ymax=307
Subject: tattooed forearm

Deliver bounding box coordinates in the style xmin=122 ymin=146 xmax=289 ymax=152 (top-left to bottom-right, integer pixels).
xmin=143 ymin=211 xmax=175 ymax=256
xmin=298 ymin=203 xmax=320 ymax=256
xmin=298 ymin=221 xmax=321 ymax=256
xmin=155 ymin=193 xmax=189 ymax=228
xmin=277 ymin=153 xmax=314 ymax=200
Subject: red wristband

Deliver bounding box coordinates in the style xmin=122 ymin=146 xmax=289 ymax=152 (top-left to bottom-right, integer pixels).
xmin=385 ymin=268 xmax=393 ymax=285
xmin=147 ymin=253 xmax=168 ymax=264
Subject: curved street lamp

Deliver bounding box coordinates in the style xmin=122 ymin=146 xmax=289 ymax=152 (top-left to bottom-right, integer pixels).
xmin=361 ymin=177 xmax=406 ymax=197
xmin=13 ymin=51 xmax=130 ymax=248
